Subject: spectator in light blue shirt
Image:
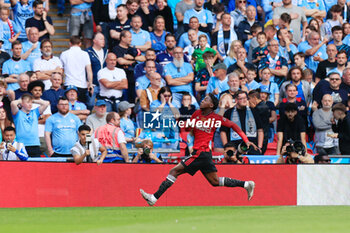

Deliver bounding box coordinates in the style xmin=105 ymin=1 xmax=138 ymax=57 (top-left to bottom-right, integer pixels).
xmin=2 ymin=41 xmax=31 ymax=91
xmin=12 ymin=0 xmax=34 ymax=42
xmin=206 ymin=63 xmax=229 ymax=99
xmin=130 ymin=15 xmax=151 ymax=54
xmin=164 ymin=47 xmax=199 ymax=108
xmin=11 ymin=93 xmax=50 ymax=157
xmin=21 ymin=27 xmax=41 ymax=68
xmin=65 ymin=85 xmax=90 ymax=121
xmin=118 ymin=101 xmax=136 ymax=149
xmin=135 ymin=60 xmax=166 ymax=98
xmin=45 ymin=97 xmax=82 ymax=157
xmin=298 ymin=31 xmax=328 ymax=72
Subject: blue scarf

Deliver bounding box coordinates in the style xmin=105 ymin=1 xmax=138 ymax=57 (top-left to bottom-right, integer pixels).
xmin=217 ymin=25 xmax=236 ymax=59
xmin=230 ymin=107 xmax=257 ymax=140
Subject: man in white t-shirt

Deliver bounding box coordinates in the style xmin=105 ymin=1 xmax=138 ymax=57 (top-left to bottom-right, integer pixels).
xmin=33 ymin=39 xmax=63 ymax=91
xmin=97 ymin=52 xmax=128 ymax=112
xmin=60 ymin=36 xmax=93 ymax=104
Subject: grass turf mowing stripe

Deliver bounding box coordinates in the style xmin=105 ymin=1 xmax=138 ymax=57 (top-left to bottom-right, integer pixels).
xmin=0 ymin=206 xmax=349 ymax=233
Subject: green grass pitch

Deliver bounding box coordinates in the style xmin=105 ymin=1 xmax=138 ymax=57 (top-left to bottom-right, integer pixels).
xmin=0 ymin=206 xmax=349 ymax=233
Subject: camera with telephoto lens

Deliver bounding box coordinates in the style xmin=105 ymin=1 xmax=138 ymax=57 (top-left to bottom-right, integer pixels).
xmin=226 ymin=142 xmax=249 ymax=162
xmin=141 ymin=147 xmax=151 ymax=162
xmin=286 ymin=139 xmax=305 ymax=156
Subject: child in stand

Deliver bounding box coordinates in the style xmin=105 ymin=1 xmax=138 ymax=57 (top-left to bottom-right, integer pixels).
xmin=118 ymin=101 xmax=136 ymax=149
xmin=195 ymin=51 xmax=215 ymax=102
xmin=0 ymin=7 xmax=20 ymax=54
xmin=252 ymin=32 xmax=268 ymax=65
xmin=244 ymin=24 xmax=262 ymax=53
xmin=246 ymin=67 xmax=260 ymax=91
xmin=192 ymin=35 xmax=217 ymax=72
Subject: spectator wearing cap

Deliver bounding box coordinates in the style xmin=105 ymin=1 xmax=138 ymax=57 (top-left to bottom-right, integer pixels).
xmin=28 ymin=80 xmax=51 ymax=155
xmin=259 ymin=85 xmax=277 ymax=142
xmin=41 ymin=72 xmax=65 ymax=114
xmin=332 ymin=103 xmax=350 ymax=155
xmin=258 ymin=67 xmax=280 ymax=107
xmin=118 ymin=101 xmax=136 ymax=149
xmin=276 ymin=102 xmax=307 ymax=155
xmin=86 ymin=99 xmax=108 ymax=133
xmin=97 ymin=52 xmax=128 ymax=113
xmin=164 ymin=46 xmax=198 ymax=108
xmin=45 ymin=97 xmax=82 ymax=157
xmin=14 ymin=73 xmax=30 ymax=100
xmin=2 ymin=41 xmax=31 ymax=91
xmin=33 ymin=39 xmax=63 ymax=91
xmin=94 ymin=112 xmax=130 ymax=162
xmin=206 ymin=63 xmax=229 ymax=99
xmin=65 ymin=86 xmax=90 ymax=121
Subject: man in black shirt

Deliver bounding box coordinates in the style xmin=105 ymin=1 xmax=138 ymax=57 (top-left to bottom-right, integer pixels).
xmin=109 ymin=4 xmax=131 ymax=49
xmin=25 ymin=0 xmax=54 ymax=41
xmin=248 ymin=90 xmax=270 ymax=154
xmin=113 ymin=30 xmax=145 ymax=103
xmin=315 ymin=44 xmax=338 ymax=83
xmin=276 ymin=102 xmax=306 ymax=155
xmin=220 ymin=90 xmax=264 ymax=155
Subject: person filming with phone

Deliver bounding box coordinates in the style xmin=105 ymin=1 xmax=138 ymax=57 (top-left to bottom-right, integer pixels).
xmin=71 ymin=125 xmax=107 ymax=165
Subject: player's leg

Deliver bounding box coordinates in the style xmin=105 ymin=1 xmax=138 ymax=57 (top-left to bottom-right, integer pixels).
xmin=140 ymin=162 xmax=186 ymax=206
xmin=203 ymin=172 xmax=256 ymax=201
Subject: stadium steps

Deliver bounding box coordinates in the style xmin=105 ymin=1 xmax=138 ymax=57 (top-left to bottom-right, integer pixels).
xmin=48 ymin=3 xmax=71 ymax=57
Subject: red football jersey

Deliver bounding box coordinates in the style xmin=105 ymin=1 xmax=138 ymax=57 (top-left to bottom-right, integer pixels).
xmin=189 ymin=110 xmax=249 ymax=152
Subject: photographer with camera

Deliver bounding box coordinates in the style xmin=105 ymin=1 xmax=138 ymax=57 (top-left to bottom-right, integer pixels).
xmin=132 ymin=139 xmax=163 ymax=163
xmin=277 ymin=139 xmax=314 ymax=164
xmin=222 ymin=141 xmax=250 ymax=164
xmin=71 ymin=125 xmax=107 ymax=165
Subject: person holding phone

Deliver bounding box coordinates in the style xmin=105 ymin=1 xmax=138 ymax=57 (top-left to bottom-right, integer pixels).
xmin=71 ymin=124 xmax=107 ymax=165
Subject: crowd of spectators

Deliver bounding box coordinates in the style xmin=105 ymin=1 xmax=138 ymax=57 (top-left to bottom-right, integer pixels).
xmin=1 ymin=0 xmax=350 ymax=164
